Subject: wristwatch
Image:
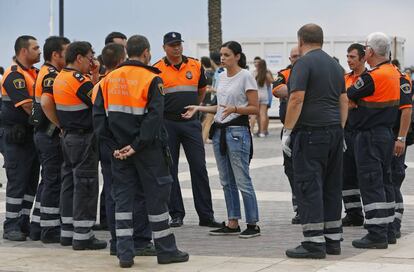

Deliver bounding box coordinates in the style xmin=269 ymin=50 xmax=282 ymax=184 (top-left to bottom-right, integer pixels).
xmin=397 ymin=136 xmax=406 ymax=143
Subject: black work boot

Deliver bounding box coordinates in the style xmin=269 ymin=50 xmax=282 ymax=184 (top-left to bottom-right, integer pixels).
xmin=326 ymin=243 xmax=341 ymax=255
xmin=73 ymin=237 xmax=107 ymax=250
xmin=342 ymin=212 xmax=364 ymax=226
xmin=135 ymin=243 xmax=157 ymax=256
xmin=291 ymin=213 xmax=301 ymax=224
xmin=119 ymin=259 xmax=134 ymax=268
xmin=3 ymin=230 xmax=27 ymax=241
xmin=352 ymin=235 xmax=388 ymax=249
xmin=157 ymin=250 xmax=189 ymax=264
xmin=285 ymin=245 xmax=326 ymax=259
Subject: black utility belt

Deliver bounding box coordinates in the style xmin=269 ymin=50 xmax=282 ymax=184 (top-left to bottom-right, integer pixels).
xmin=164 ymin=112 xmax=196 ymax=122
xmin=63 ymin=128 xmax=93 ymax=135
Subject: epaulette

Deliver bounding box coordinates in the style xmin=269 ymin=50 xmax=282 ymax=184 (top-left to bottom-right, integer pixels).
xmin=73 ymin=71 xmax=85 ymax=82
xmin=48 ymin=66 xmax=56 ymax=74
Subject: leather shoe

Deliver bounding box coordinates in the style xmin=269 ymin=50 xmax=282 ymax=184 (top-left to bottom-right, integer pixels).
xmin=342 ymin=213 xmax=364 ymax=227
xmin=3 ymin=231 xmax=26 ymax=241
xmin=73 ymin=238 xmax=107 ymax=250
xmin=119 ymin=259 xmax=134 ymax=268
xmin=199 ymin=219 xmax=225 ymax=228
xmin=169 ymin=217 xmax=183 ymax=228
xmin=41 ymin=235 xmax=60 ymax=244
xmin=286 ymin=245 xmax=326 ymax=259
xmin=352 ymin=235 xmax=388 ymax=249
xmin=396 ymin=230 xmax=402 ymax=239
xmin=135 ymin=243 xmax=157 ymax=256
xmin=157 ymin=250 xmax=189 ymax=264
xmin=326 ymin=244 xmax=341 ymax=255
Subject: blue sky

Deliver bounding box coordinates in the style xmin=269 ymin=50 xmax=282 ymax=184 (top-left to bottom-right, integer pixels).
xmin=1 ymin=0 xmax=413 ymax=69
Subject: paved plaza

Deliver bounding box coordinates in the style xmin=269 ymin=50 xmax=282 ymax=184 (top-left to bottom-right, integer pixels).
xmin=0 ymin=120 xmax=414 ymax=271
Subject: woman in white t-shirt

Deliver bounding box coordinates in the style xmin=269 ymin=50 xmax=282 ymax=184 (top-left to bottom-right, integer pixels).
xmin=182 ymin=41 xmax=261 ymax=238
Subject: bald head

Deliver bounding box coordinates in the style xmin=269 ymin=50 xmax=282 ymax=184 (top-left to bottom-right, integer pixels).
xmin=297 ymin=23 xmax=324 ymax=46
xmin=289 ymin=46 xmax=300 ymax=64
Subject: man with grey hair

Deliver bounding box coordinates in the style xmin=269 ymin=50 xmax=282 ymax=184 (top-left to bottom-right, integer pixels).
xmin=347 ymin=32 xmax=403 ymax=249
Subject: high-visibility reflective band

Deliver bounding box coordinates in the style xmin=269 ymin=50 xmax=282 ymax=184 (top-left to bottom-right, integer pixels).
xmin=61 ymin=217 xmax=74 ymax=224
xmin=6 ymin=211 xmax=20 ymax=218
xmin=342 ymin=189 xmax=360 ymax=197
xmin=164 ymin=86 xmax=198 ymax=94
xmin=116 ymin=228 xmax=133 ymax=237
xmin=107 ymin=105 xmax=146 ymax=115
xmin=73 ymin=220 xmax=95 ymax=228
xmin=6 ymin=197 xmax=23 ymax=205
xmin=61 ymin=230 xmax=73 ymax=238
xmin=31 ymin=215 xmax=40 ymax=223
xmin=41 ymin=219 xmax=61 ymax=227
xmin=153 ymin=229 xmax=172 ymax=239
xmin=303 ymin=236 xmax=325 ymax=243
xmin=324 ymin=220 xmax=342 ymax=229
xmin=56 ymin=104 xmax=89 ymax=111
xmin=395 ymin=203 xmax=404 ymax=209
xmin=2 ymin=95 xmax=11 ymax=101
xmin=115 ymin=212 xmax=133 ymax=220
xmin=395 ymin=212 xmax=403 ymax=220
xmin=324 ymin=233 xmax=342 ymax=241
xmin=34 ymin=202 xmax=41 ymax=209
xmin=148 ymin=212 xmax=169 ymax=223
xmin=364 ymin=202 xmax=395 ymax=212
xmin=302 ymin=222 xmax=324 ymax=232
xmin=365 ymin=215 xmax=394 ymax=225
xmin=21 ymin=208 xmax=31 ymax=215
xmin=344 ymin=202 xmax=362 ymax=209
xmin=41 ymin=206 xmax=60 ymax=214
xmin=73 ymin=231 xmax=94 ymax=240
xmin=23 ymin=194 xmax=35 ymax=202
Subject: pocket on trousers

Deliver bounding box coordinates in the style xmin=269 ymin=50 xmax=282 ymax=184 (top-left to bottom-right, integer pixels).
xmin=307 ymin=133 xmax=330 ymax=159
xmin=295 ymin=173 xmax=316 ymax=195
xmin=156 ymin=175 xmax=174 ymax=186
xmin=359 ymin=163 xmax=382 ymax=190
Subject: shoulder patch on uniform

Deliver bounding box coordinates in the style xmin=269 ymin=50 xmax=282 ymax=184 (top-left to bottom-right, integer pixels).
xmin=353 ymin=77 xmax=364 ymax=89
xmin=73 ymin=72 xmax=85 ymax=82
xmin=401 ymin=83 xmax=412 ymax=94
xmin=158 ymin=83 xmax=165 ymax=95
xmin=43 ymin=77 xmax=55 ymax=88
xmin=186 ymin=71 xmax=193 ymax=80
xmin=13 ymin=78 xmax=26 ymax=89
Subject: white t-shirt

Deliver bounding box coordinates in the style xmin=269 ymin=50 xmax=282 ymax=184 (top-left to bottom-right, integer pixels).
xmin=214 ymin=69 xmax=258 ymax=123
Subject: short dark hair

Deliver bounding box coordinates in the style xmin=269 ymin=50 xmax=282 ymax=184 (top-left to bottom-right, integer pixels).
xmin=65 ymin=41 xmax=92 ymax=64
xmin=0 ymin=66 xmax=4 ymax=75
xmin=347 ymin=43 xmax=365 ymax=60
xmin=201 ymin=56 xmax=212 ymax=68
xmin=254 ymin=56 xmax=261 ymax=61
xmin=297 ymin=24 xmax=323 ymax=45
xmin=105 ymin=32 xmax=127 ymax=45
xmin=391 ymin=59 xmax=401 ymax=69
xmin=43 ymin=36 xmax=70 ymax=62
xmin=14 ymin=35 xmax=37 ymax=55
xmin=221 ymin=41 xmax=247 ymax=69
xmin=102 ymin=43 xmax=126 ymax=69
xmin=210 ymin=52 xmax=220 ymax=65
xmin=126 ymin=35 xmax=150 ymax=58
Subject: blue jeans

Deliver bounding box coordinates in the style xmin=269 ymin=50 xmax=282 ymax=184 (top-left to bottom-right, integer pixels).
xmin=212 ymin=126 xmax=259 ymax=224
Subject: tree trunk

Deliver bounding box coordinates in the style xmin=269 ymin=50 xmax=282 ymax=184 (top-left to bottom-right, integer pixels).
xmin=208 ymin=0 xmax=222 ymax=54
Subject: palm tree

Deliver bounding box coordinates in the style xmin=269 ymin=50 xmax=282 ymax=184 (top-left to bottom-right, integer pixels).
xmin=208 ymin=0 xmax=222 ymax=54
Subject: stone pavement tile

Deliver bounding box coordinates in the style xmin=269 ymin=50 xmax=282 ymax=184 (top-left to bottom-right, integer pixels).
xmin=259 ymin=259 xmax=334 ymax=272
xmin=319 ymin=262 xmax=414 ymax=272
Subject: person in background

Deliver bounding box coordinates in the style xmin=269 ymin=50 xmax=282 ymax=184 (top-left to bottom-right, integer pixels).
xmin=200 ymin=56 xmax=216 ymax=143
xmin=255 ymin=59 xmax=273 ymax=137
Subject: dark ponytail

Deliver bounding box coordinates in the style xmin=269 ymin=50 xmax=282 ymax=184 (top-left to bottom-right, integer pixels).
xmin=221 ymin=41 xmax=247 ymax=69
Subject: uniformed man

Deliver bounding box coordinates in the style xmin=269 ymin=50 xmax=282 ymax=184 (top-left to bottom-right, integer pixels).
xmin=1 ymin=35 xmax=41 ymax=241
xmin=95 ymin=32 xmax=128 ymax=231
xmin=154 ymin=32 xmax=221 ymax=228
xmin=29 ymin=36 xmax=70 ymax=243
xmin=282 ymin=24 xmax=348 ymax=259
xmin=390 ymin=67 xmax=412 ymax=239
xmin=341 ymin=43 xmax=367 ymax=227
xmin=94 ymin=35 xmax=189 ymax=268
xmin=53 ymin=41 xmax=106 ymax=250
xmin=349 ymin=32 xmax=401 ymax=249
xmin=92 ymin=43 xmax=155 ymax=257
xmin=272 ymin=46 xmax=300 ymax=224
